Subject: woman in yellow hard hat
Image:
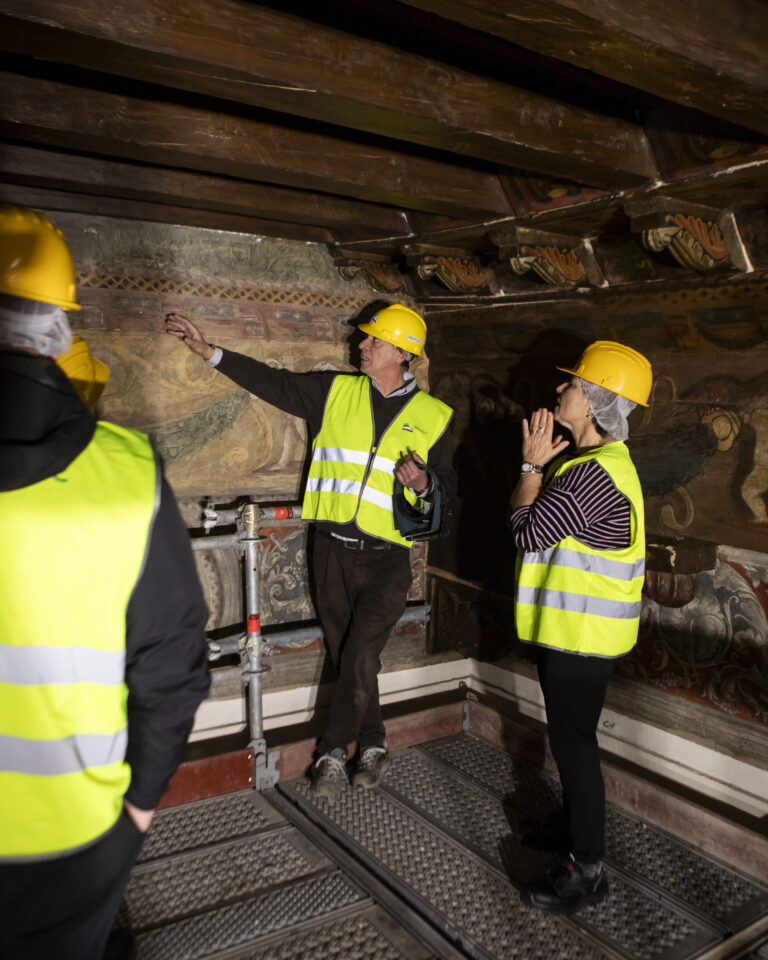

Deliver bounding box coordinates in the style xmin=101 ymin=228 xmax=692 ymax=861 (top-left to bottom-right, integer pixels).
xmin=509 ymin=340 xmax=651 ymax=914
xmin=55 ymin=334 xmax=110 ymax=410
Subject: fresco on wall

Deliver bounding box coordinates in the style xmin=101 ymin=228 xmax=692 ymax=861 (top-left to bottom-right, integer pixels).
xmin=426 ymin=286 xmax=768 ymax=727
xmin=70 ymin=264 xmax=429 ymax=497
xmin=622 ymin=559 xmax=768 ymax=725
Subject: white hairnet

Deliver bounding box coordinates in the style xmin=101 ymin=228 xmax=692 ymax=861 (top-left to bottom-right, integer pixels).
xmin=580 ymin=377 xmax=636 ymax=441
xmin=0 ymin=294 xmax=72 ymax=356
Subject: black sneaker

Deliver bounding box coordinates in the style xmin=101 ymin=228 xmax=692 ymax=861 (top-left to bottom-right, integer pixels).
xmin=521 ymin=855 xmax=609 ymax=914
xmin=309 ymin=748 xmax=348 ymax=804
xmin=519 ymin=812 xmax=571 ymax=855
xmin=350 ymin=746 xmax=390 ymax=789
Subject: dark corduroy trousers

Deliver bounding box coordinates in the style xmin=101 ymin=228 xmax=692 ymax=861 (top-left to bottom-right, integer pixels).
xmin=313 ymin=534 xmax=413 ymax=755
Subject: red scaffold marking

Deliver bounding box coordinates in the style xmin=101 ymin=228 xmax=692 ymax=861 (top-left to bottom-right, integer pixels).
xmin=275 ymin=506 xmax=293 ymax=520
xmin=247 ymin=614 xmax=261 ymax=634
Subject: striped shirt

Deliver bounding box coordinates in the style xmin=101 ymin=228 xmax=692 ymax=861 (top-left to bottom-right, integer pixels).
xmin=510 ymin=458 xmax=631 ymax=551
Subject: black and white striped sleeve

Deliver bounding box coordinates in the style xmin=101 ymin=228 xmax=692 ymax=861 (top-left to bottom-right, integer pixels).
xmin=510 ymin=459 xmax=631 ymax=551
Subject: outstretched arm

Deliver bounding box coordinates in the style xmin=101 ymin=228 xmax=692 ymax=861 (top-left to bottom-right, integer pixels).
xmin=163 ymin=312 xmax=335 ymax=432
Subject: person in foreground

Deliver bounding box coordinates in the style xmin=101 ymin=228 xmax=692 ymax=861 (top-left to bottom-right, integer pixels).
xmin=509 ymin=340 xmax=652 ymax=914
xmin=165 ymin=305 xmax=453 ymax=802
xmin=0 ymin=205 xmax=211 ymax=959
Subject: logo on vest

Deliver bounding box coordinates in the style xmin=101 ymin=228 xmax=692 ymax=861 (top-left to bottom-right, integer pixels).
xmin=402 ymin=422 xmax=426 ymax=435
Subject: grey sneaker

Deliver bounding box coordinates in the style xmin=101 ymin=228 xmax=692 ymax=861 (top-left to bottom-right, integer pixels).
xmin=310 ymin=748 xmax=348 ymax=804
xmin=351 ymin=746 xmax=390 ymax=789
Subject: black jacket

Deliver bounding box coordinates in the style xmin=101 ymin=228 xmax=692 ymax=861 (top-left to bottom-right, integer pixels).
xmin=0 ymin=351 xmax=210 ymax=810
xmin=216 ymin=349 xmax=455 ymax=544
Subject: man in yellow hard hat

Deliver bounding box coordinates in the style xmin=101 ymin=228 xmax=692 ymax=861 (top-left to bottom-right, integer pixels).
xmin=166 ymin=304 xmax=454 ymax=801
xmin=0 ymin=205 xmax=211 ymax=959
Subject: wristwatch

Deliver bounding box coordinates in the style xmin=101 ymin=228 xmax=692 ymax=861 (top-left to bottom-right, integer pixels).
xmin=520 ymin=461 xmax=544 ymax=476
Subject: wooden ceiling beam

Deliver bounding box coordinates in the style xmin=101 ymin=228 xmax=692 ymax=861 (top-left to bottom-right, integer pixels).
xmin=0 ymin=0 xmax=656 ymax=188
xmin=0 ymin=144 xmax=422 ymax=239
xmin=0 ymin=184 xmax=336 ymax=242
xmin=397 ymin=0 xmax=768 ymax=137
xmin=0 ymin=72 xmax=512 ymax=220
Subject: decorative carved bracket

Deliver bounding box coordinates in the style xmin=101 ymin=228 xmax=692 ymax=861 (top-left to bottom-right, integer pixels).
xmin=489 ymin=226 xmax=605 ymax=288
xmin=509 ymin=244 xmax=587 ymax=286
xmin=627 ymin=198 xmax=750 ymax=275
xmin=332 ymin=251 xmax=406 ymax=294
xmin=413 ymin=254 xmax=489 ymax=293
xmin=642 ymin=213 xmax=728 ymax=272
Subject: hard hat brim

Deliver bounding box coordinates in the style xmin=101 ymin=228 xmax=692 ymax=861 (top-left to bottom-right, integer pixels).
xmin=556 ymin=365 xmax=650 ymax=407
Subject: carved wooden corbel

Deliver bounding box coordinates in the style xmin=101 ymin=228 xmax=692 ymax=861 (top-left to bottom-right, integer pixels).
xmin=489 ymin=226 xmax=604 ymax=288
xmin=641 ymin=213 xmax=728 ymax=272
xmin=627 ymin=198 xmax=749 ymax=275
xmin=332 ymin=250 xmax=406 ymax=294
xmin=509 ymin=244 xmax=587 ymax=286
xmin=414 ymin=254 xmax=489 ymax=293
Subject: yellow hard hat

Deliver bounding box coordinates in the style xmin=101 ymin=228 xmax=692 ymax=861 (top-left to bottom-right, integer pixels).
xmin=55 ymin=335 xmax=110 ymax=409
xmin=558 ymin=340 xmax=652 ymax=406
xmin=0 ymin=205 xmax=81 ymax=311
xmin=357 ymin=303 xmax=426 ymax=356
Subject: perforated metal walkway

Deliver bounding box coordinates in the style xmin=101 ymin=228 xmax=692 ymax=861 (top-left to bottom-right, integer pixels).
xmin=117 ymin=734 xmax=768 ymax=959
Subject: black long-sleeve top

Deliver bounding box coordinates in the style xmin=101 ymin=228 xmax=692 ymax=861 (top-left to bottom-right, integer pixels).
xmin=1 ymin=352 xmax=210 ymax=811
xmin=215 ymin=348 xmax=454 ymax=545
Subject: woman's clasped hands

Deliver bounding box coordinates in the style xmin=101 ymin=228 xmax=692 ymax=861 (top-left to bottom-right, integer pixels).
xmin=522 ymin=408 xmax=570 ymax=468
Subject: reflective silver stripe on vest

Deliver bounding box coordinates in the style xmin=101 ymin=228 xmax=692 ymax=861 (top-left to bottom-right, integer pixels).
xmin=371 ymin=453 xmax=397 ymax=474
xmin=305 ymin=477 xmax=362 ymax=497
xmin=522 ymin=546 xmax=645 ymax=581
xmin=0 ymin=645 xmax=126 ymax=687
xmin=0 ymin=729 xmax=128 ymax=776
xmin=516 ymin=586 xmax=642 ymax=620
xmin=359 ymin=486 xmax=393 ymax=512
xmin=311 ymin=447 xmax=369 ymax=467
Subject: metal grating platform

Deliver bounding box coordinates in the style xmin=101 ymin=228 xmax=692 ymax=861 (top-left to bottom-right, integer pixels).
xmin=379 ymin=748 xmax=715 ymax=957
xmin=118 ymin=788 xmax=450 ymax=959
xmin=138 ymin=790 xmax=283 ymax=863
xmin=115 ymin=734 xmax=768 ymax=959
xmin=420 ymin=735 xmax=768 ymax=931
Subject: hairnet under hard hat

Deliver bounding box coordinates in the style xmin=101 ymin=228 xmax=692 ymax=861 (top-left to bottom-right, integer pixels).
xmin=0 ymin=293 xmax=72 ymax=356
xmin=580 ymin=377 xmax=636 ymax=441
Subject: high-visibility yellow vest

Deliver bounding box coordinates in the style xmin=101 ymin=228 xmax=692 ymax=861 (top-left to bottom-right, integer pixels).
xmin=0 ymin=422 xmax=159 ymax=859
xmin=515 ymin=442 xmax=645 ymax=658
xmin=302 ymin=375 xmax=452 ymax=547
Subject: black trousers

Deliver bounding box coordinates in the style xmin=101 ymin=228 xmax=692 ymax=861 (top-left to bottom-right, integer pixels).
xmin=536 ymin=646 xmax=615 ymax=864
xmin=313 ymin=535 xmax=413 ymax=755
xmin=0 ymin=808 xmax=145 ymax=960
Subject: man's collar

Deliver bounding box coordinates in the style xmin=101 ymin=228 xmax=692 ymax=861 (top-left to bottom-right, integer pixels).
xmin=370 ymin=371 xmax=416 ymax=398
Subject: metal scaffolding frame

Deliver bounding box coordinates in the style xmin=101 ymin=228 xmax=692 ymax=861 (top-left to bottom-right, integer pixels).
xmin=190 ymin=501 xmax=429 ymax=790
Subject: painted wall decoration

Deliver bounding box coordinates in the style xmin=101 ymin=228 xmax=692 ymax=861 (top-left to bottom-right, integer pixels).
xmin=193 ymin=520 xmax=428 ymax=655
xmin=622 ymin=555 xmax=768 ymax=725
xmin=54 ymin=212 xmax=429 ymax=498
